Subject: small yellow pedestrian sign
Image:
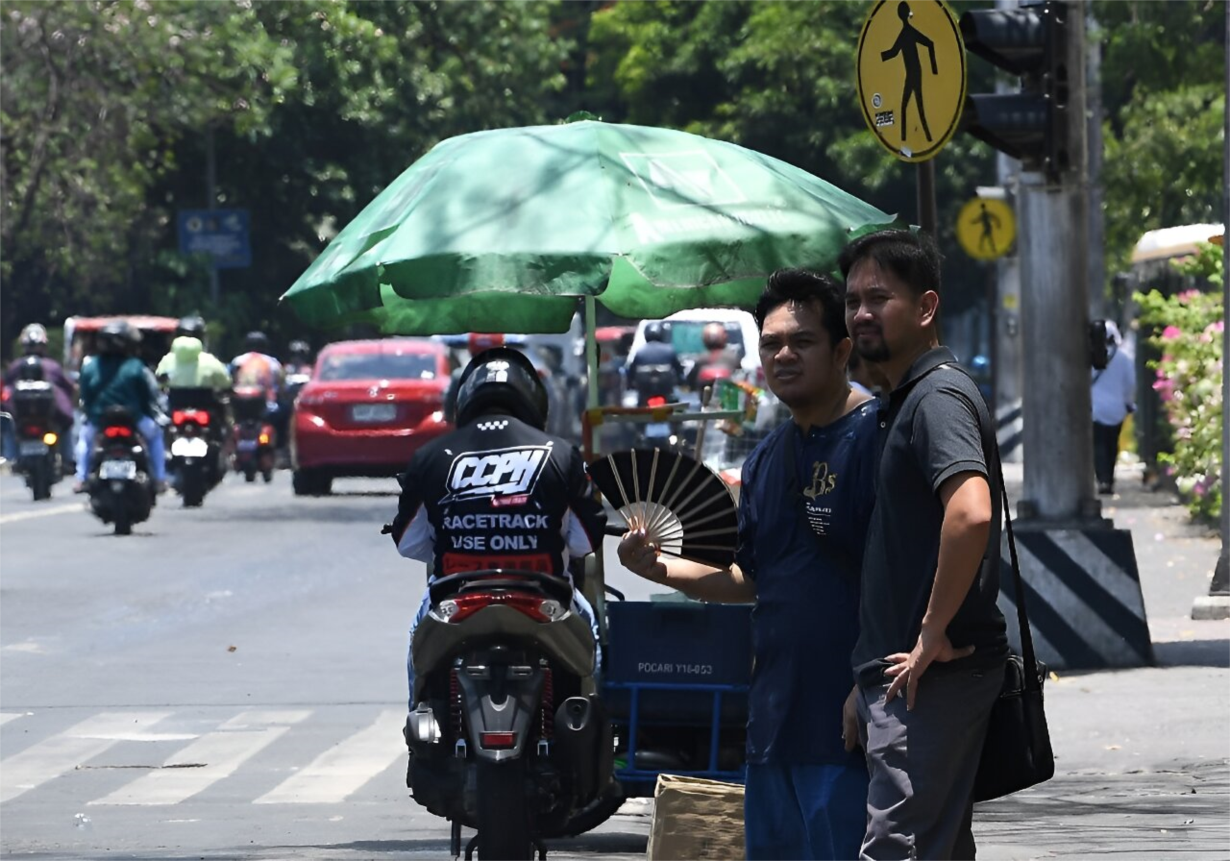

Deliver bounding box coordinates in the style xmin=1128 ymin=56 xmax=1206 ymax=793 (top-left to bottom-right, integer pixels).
xmin=857 ymin=0 xmax=966 ymax=163
xmin=956 ymin=197 xmax=1016 ymax=260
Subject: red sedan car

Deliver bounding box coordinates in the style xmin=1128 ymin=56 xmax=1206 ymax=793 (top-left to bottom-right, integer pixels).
xmin=290 ymin=338 xmax=451 ymax=495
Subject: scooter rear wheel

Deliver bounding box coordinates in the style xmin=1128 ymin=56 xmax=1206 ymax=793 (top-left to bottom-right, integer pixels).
xmin=476 ymin=759 xmax=532 ymax=860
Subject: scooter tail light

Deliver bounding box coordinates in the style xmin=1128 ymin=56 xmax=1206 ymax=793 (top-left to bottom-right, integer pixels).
xmin=437 ymin=592 xmax=555 ymax=623
xmin=646 ymin=395 xmax=667 ymax=408
xmin=480 ymin=731 xmax=517 ymax=750
xmin=173 ymin=409 xmax=210 ymax=426
xmin=103 ymin=425 xmax=133 ymax=439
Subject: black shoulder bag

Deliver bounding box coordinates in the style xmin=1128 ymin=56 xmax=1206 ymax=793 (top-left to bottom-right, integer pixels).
xmin=971 ymin=440 xmax=1057 ymax=801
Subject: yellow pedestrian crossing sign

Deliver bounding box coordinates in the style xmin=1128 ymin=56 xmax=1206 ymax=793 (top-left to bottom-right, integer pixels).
xmin=956 ymin=197 xmax=1016 ymax=260
xmin=857 ymin=0 xmax=966 ymax=163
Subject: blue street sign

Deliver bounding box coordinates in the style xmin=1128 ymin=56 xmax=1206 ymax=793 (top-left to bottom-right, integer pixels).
xmin=177 ymin=209 xmax=251 ymax=269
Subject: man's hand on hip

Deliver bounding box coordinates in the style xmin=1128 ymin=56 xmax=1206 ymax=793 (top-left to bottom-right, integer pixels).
xmin=883 ymin=626 xmax=975 ymax=711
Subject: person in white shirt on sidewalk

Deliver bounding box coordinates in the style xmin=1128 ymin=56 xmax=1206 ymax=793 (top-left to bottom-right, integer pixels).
xmin=1090 ymin=320 xmax=1136 ymax=495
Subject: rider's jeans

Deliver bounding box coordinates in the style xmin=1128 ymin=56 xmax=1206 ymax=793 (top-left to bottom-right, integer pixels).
xmin=405 ymin=587 xmax=600 ymax=711
xmin=75 ymin=417 xmax=167 ymax=483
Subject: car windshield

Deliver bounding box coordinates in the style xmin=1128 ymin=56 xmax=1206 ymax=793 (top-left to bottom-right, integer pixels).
xmin=317 ymin=352 xmax=438 ymax=382
xmin=669 ymin=322 xmax=744 ymax=357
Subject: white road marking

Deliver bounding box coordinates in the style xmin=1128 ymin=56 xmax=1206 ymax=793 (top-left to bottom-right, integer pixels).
xmin=254 ymin=710 xmax=403 ymax=804
xmin=0 ymin=503 xmax=84 ymax=525
xmin=0 ymin=712 xmax=171 ymax=803
xmin=90 ymin=710 xmax=310 ymax=806
xmin=0 ymin=713 xmax=28 ymax=727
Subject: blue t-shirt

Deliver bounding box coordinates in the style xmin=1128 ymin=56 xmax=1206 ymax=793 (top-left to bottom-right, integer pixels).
xmin=735 ymin=399 xmax=878 ymax=765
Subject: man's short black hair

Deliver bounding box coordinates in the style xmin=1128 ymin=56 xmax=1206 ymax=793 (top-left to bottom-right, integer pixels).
xmin=838 ymin=229 xmax=942 ymax=299
xmin=753 ymin=268 xmax=848 ymax=348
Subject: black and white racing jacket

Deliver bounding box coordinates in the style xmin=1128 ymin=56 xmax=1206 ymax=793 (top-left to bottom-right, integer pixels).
xmin=388 ymin=413 xmax=607 ymax=581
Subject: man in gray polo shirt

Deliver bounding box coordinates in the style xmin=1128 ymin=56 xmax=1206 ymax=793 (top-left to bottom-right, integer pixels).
xmin=840 ymin=229 xmax=1008 ymax=859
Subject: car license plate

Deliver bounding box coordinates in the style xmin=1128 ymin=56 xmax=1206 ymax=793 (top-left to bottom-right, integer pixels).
xmin=99 ymin=459 xmax=137 ymax=480
xmin=645 ymin=422 xmax=670 ymax=437
xmin=352 ymin=403 xmax=397 ymax=422
xmin=19 ymin=440 xmax=48 ymax=456
xmin=236 ymin=439 xmax=258 ymax=451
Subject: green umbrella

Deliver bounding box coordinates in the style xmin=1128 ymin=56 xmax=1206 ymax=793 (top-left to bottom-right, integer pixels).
xmin=280 ymin=119 xmax=897 ymax=336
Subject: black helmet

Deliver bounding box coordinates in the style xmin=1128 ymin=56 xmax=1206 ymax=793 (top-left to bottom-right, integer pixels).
xmin=17 ymin=355 xmax=45 ymax=381
xmin=644 ymin=321 xmax=669 ymax=343
xmin=455 ymin=347 xmax=549 ymax=430
xmin=288 ymin=339 xmax=311 ymax=360
xmin=177 ymin=315 xmax=206 ymax=339
xmin=98 ymin=320 xmax=139 ymax=355
xmin=245 ymin=331 xmax=270 ymax=353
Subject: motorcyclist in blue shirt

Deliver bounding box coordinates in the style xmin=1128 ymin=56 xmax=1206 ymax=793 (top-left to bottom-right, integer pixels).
xmin=619 ymin=269 xmax=878 ymax=861
xmin=74 ymin=320 xmax=167 ymax=493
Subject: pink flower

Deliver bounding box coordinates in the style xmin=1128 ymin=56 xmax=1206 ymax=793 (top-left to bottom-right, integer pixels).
xmin=1161 ymin=325 xmax=1182 ymax=340
xmin=1177 ymin=290 xmax=1201 ymax=302
xmin=1207 ymin=320 xmax=1225 ymax=335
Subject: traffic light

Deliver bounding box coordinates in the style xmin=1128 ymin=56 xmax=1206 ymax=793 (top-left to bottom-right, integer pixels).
xmin=959 ymin=2 xmax=1071 ymax=180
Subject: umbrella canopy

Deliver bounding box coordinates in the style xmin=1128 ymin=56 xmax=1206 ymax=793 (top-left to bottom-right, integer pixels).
xmin=281 ymin=120 xmax=897 ymax=335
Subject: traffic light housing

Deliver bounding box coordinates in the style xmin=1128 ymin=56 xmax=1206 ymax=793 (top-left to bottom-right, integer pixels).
xmin=960 ymin=2 xmax=1070 ymax=180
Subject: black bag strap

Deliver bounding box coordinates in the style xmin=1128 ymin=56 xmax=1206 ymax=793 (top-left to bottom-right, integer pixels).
xmin=996 ymin=456 xmax=1043 ymax=693
xmin=778 ymin=425 xmax=861 ymax=584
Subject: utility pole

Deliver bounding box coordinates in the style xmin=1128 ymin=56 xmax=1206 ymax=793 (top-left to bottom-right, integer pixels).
xmin=206 ymin=126 xmax=220 ymax=309
xmin=1016 ymin=6 xmax=1098 ymax=523
xmin=1194 ymin=0 xmax=1230 ymax=618
xmin=961 ymin=0 xmax=1152 ymax=669
xmin=1085 ymin=8 xmax=1105 ymax=322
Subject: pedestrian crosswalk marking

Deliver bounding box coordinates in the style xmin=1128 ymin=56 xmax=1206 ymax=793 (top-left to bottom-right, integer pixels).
xmin=254 ymin=710 xmax=403 ymax=804
xmin=89 ymin=710 xmax=310 ymax=806
xmin=0 ymin=712 xmax=171 ymax=804
xmin=0 ymin=713 xmax=26 ymax=727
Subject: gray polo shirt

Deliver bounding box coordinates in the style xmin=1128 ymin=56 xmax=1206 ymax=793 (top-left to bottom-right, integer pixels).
xmin=853 ymin=347 xmax=1008 ymax=686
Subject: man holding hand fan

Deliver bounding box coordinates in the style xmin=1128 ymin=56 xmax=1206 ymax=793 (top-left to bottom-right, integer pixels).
xmin=618 ymin=269 xmax=879 ymax=861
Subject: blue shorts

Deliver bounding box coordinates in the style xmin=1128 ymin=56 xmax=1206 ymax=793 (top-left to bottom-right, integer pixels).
xmin=744 ymin=761 xmax=868 ymax=861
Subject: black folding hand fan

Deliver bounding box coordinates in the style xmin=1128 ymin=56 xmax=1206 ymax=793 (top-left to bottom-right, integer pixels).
xmin=589 ymin=448 xmax=737 ymax=568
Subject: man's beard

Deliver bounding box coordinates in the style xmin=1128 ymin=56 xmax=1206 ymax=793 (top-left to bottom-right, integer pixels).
xmin=855 ymin=337 xmax=890 ymax=363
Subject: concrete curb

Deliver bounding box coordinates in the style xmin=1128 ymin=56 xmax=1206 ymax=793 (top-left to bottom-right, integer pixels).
xmin=1191 ymin=595 xmax=1230 ymax=620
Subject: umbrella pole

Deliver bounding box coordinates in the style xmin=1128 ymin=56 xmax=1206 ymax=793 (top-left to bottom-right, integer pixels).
xmin=582 ymin=295 xmax=609 ymax=651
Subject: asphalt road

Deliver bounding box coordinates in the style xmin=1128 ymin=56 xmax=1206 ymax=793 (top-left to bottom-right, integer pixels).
xmin=0 ymin=470 xmax=657 ymax=860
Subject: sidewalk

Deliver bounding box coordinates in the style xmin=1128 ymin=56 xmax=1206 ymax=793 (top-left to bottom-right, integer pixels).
xmin=977 ymin=462 xmax=1230 ymax=859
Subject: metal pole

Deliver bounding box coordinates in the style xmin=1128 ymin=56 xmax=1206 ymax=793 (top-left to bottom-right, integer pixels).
xmin=1085 ymin=8 xmax=1106 ymax=321
xmin=1018 ymin=1 xmax=1100 ymax=523
xmin=1212 ymin=0 xmax=1229 ymax=596
xmin=207 ymin=126 xmax=219 ymax=308
xmin=917 ymin=160 xmax=938 ymax=237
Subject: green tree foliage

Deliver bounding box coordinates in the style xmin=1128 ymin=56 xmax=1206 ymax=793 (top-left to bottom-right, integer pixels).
xmin=1096 ymin=0 xmax=1225 ymax=274
xmin=1 ymin=0 xmax=296 ymax=332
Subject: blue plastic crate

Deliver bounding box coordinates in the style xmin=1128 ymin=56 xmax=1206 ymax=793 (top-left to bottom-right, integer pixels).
xmin=605 ymin=601 xmax=752 ymax=686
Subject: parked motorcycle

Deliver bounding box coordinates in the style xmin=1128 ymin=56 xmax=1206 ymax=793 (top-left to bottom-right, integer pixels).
xmin=87 ymin=407 xmax=155 ymax=535
xmin=166 ymin=387 xmax=229 ymax=507
xmin=406 ymin=569 xmax=620 ymax=860
xmin=7 ymin=369 xmax=67 ymax=501
xmin=231 ymin=386 xmax=275 ymax=483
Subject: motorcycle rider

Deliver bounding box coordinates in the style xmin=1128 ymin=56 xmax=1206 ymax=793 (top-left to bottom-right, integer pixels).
xmin=384 ymin=346 xmax=606 ymax=783
xmin=4 ymin=324 xmax=77 ymax=459
xmin=74 ymin=320 xmax=167 ymax=494
xmin=230 ymin=330 xmax=284 ymax=406
xmin=155 ymin=316 xmax=231 ymax=391
xmin=442 ymin=333 xmax=504 ymax=424
xmin=284 ymin=340 xmax=314 ymax=379
xmin=627 ymin=321 xmax=683 ymax=405
xmin=686 ymin=322 xmax=741 ymax=389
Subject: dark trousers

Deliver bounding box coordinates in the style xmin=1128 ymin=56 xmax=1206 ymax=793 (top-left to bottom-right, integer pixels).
xmin=1093 ymin=421 xmax=1123 ymax=489
xmin=857 ymin=664 xmax=1004 ymax=860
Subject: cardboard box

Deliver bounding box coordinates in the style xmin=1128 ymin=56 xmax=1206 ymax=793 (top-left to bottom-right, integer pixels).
xmin=647 ymin=774 xmax=745 ymax=861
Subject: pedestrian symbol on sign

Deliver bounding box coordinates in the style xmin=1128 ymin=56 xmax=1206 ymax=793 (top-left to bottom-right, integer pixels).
xmin=880 ymin=1 xmax=939 ymax=145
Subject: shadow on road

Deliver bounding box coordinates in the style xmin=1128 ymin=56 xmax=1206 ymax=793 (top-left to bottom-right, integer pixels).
xmin=275 ymin=829 xmax=648 ymax=856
